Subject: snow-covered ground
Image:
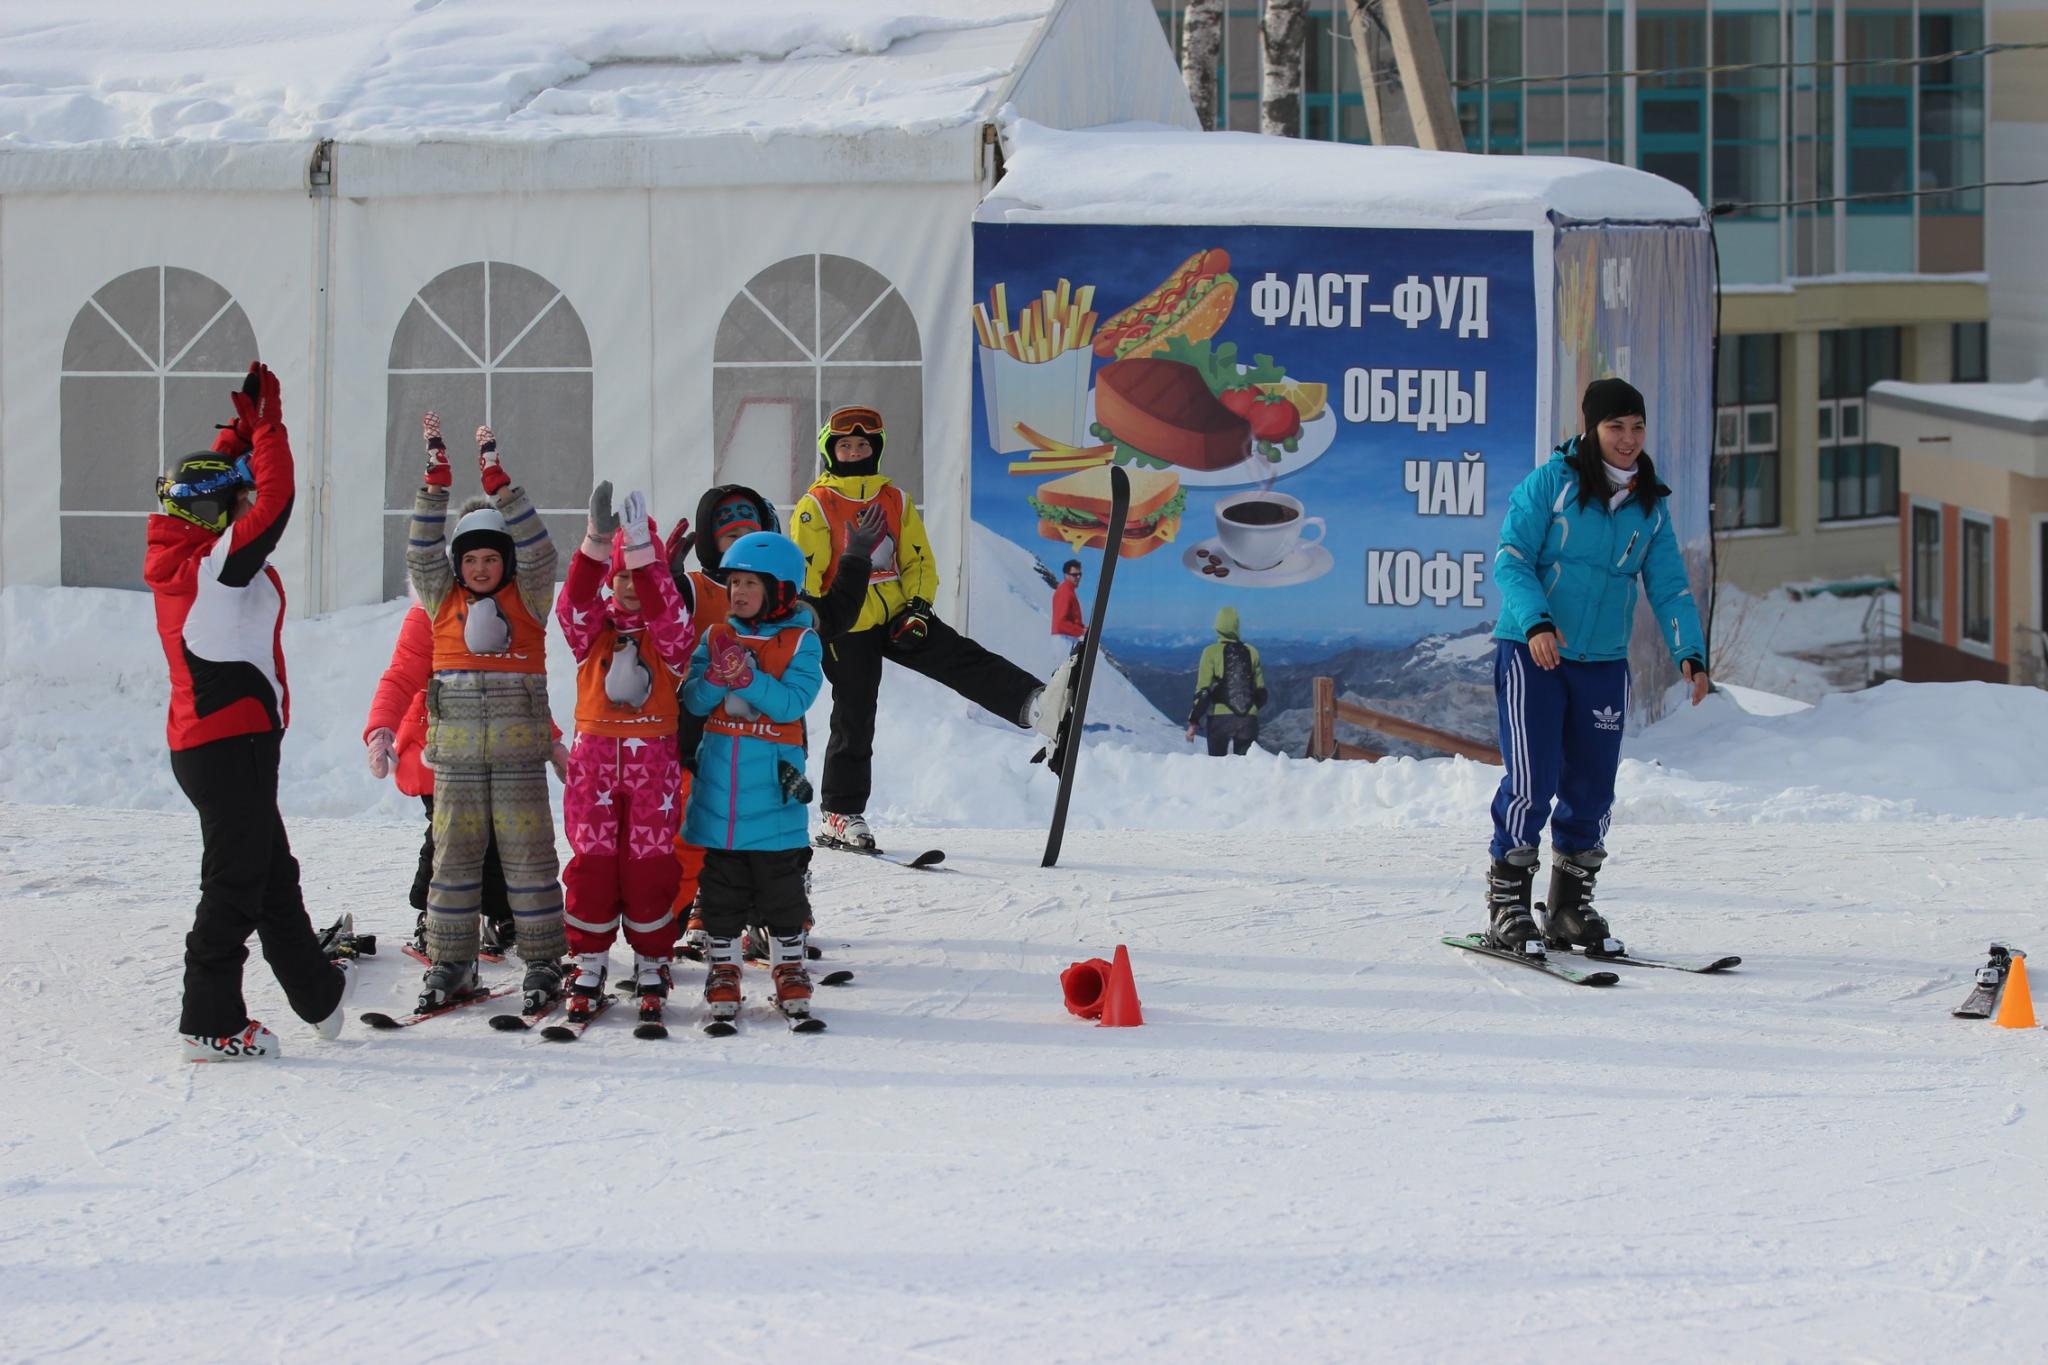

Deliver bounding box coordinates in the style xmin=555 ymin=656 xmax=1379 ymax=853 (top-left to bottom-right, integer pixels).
xmin=4 ymin=584 xmax=2048 ymax=1360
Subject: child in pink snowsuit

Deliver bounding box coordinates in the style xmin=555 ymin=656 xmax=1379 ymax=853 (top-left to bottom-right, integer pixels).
xmin=556 ymin=483 xmax=698 ymax=1026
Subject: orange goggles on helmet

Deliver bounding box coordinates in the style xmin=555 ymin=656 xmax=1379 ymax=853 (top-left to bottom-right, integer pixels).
xmin=817 ymin=406 xmax=884 ymax=457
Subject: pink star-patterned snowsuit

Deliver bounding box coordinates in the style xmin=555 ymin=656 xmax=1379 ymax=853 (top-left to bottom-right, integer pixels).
xmin=556 ymin=529 xmax=698 ymax=958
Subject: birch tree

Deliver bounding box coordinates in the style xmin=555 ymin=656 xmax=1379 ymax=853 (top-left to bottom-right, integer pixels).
xmin=1181 ymin=0 xmax=1224 ymax=131
xmin=1262 ymin=0 xmax=1310 ymax=137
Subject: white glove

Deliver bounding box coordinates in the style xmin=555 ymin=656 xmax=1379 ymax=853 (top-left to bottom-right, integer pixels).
xmin=619 ymin=490 xmax=655 ymax=567
xmin=366 ymin=728 xmax=396 ymax=779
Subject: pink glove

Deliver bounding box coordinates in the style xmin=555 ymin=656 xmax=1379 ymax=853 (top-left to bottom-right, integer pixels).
xmin=422 ymin=412 xmax=451 ymax=487
xmin=706 ymin=630 xmax=754 ymax=691
xmin=366 ymin=728 xmax=396 ymax=779
xmin=477 ymin=425 xmax=509 ymax=494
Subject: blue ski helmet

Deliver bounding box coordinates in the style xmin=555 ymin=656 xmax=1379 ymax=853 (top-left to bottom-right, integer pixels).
xmin=719 ymin=531 xmax=806 ymax=592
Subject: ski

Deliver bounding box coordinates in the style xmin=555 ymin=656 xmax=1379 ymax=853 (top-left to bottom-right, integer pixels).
xmin=812 ymin=840 xmax=945 ymax=871
xmin=540 ymin=993 xmax=617 ymax=1042
xmin=1443 ymin=934 xmax=1620 ymax=986
xmin=360 ymin=982 xmax=520 ymax=1030
xmin=1583 ymin=949 xmax=1743 ymax=974
xmin=633 ymin=995 xmax=669 ymax=1040
xmin=777 ymin=1003 xmax=827 ymax=1033
xmin=702 ymin=1012 xmax=738 ymax=1038
xmin=402 ymin=942 xmax=506 ymax=968
xmin=488 ymin=993 xmax=564 ymax=1032
xmin=1041 ymin=466 xmax=1130 ymax=868
xmin=1953 ymin=944 xmax=2018 ymax=1019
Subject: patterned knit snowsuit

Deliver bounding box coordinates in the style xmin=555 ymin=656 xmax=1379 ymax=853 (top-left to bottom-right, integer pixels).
xmin=557 ymin=545 xmax=698 ymax=957
xmin=406 ymin=484 xmax=566 ymax=964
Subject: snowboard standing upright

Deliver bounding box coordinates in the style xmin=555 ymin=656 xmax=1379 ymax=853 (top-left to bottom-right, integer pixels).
xmin=1041 ymin=466 xmax=1131 ymax=868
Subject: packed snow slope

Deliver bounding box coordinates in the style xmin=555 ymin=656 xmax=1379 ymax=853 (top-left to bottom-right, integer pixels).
xmin=4 ymin=585 xmax=2047 ymax=829
xmin=2 ymin=812 xmax=2045 ymax=1361
xmin=4 ymin=584 xmax=2048 ymax=1360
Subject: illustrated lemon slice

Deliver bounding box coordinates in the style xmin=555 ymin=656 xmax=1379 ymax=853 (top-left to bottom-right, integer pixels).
xmin=1257 ymin=379 xmax=1327 ymax=421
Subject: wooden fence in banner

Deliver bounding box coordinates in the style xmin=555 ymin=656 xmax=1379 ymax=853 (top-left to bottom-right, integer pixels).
xmin=1306 ymin=676 xmax=1502 ymax=765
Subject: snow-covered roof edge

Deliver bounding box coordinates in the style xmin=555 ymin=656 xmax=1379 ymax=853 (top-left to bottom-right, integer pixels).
xmin=1870 ymin=379 xmax=2048 ymax=435
xmin=977 ymin=120 xmax=1705 ymax=230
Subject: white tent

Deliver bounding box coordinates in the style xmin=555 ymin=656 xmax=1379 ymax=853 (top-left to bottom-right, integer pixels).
xmin=0 ymin=0 xmax=1195 ymax=614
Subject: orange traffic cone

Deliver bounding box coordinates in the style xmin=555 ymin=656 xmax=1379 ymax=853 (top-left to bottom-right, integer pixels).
xmin=1098 ymin=944 xmax=1144 ymax=1028
xmin=1060 ymin=958 xmax=1112 ymax=1019
xmin=1995 ymin=952 xmax=2036 ymax=1029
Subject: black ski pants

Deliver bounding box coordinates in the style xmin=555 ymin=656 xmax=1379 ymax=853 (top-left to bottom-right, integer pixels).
xmin=170 ymin=731 xmax=343 ymax=1037
xmin=1204 ymin=714 xmax=1260 ymax=756
xmin=696 ymin=847 xmax=811 ymax=939
xmin=820 ymin=617 xmax=1039 ymax=815
xmin=410 ymin=795 xmax=510 ymax=929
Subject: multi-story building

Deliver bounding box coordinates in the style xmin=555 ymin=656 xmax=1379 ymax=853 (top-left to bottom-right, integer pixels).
xmin=1156 ymin=1 xmax=2006 ymax=597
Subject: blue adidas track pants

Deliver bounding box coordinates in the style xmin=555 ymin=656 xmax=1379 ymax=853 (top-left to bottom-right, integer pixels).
xmin=1488 ymin=641 xmax=1631 ymax=859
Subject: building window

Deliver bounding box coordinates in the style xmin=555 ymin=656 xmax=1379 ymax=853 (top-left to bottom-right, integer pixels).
xmin=713 ymin=254 xmax=923 ymax=508
xmin=1819 ymin=327 xmax=1900 ymax=522
xmin=1713 ymin=333 xmax=1780 ymax=530
xmin=61 ymin=266 xmax=260 ymax=589
xmin=1960 ymin=513 xmax=1994 ymax=649
xmin=1919 ymin=11 xmax=1987 ymax=215
xmin=1711 ymin=13 xmax=1780 ymax=217
xmin=1910 ymin=503 xmax=1942 ymax=632
xmin=1953 ymin=321 xmax=1989 ymax=383
xmin=384 ymin=261 xmax=593 ymax=598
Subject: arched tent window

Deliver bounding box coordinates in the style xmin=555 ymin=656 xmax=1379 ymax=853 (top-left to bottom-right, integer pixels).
xmin=712 ymin=254 xmax=923 ymax=507
xmin=60 ymin=267 xmax=258 ymax=588
xmin=384 ymin=261 xmax=593 ymax=596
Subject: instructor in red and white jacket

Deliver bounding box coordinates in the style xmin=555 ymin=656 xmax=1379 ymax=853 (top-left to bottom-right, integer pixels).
xmin=145 ymin=362 xmax=349 ymax=1062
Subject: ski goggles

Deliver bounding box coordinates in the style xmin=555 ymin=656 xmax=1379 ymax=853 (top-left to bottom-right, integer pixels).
xmin=817 ymin=406 xmax=884 ymax=453
xmin=156 ymin=456 xmax=253 ymax=531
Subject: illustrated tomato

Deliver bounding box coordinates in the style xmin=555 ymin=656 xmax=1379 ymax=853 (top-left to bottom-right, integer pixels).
xmin=1217 ymin=387 xmax=1261 ymax=420
xmin=1248 ymin=392 xmax=1303 ymax=443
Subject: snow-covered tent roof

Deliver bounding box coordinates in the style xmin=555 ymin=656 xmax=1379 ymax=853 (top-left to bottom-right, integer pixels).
xmin=1870 ymin=378 xmax=2048 ymax=434
xmin=978 ymin=120 xmax=1705 ymax=228
xmin=0 ymin=0 xmax=1197 ymax=193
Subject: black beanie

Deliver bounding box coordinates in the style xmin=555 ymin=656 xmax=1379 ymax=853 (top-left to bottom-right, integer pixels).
xmin=1581 ymin=377 xmax=1646 ymax=434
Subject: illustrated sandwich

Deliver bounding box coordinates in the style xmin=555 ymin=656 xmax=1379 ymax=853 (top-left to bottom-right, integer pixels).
xmin=1028 ymin=465 xmax=1185 ymax=560
xmin=1092 ymin=248 xmax=1237 ymax=361
xmin=1094 ymin=357 xmax=1252 ymax=471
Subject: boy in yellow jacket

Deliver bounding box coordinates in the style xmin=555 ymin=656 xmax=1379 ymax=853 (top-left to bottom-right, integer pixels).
xmin=794 ymin=405 xmax=1066 ymax=851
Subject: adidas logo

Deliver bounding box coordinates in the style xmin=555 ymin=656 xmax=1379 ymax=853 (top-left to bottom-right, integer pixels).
xmin=1591 ymin=706 xmax=1622 ymax=732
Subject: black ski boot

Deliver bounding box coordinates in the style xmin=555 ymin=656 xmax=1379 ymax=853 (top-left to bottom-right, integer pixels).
xmin=1542 ymin=848 xmax=1623 ymax=954
xmin=1484 ymin=847 xmax=1544 ymax=956
xmin=521 ymin=959 xmax=564 ymax=1015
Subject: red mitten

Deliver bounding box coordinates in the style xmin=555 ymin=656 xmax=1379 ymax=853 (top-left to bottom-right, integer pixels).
xmin=229 ymin=362 xmax=283 ymax=432
xmin=422 ymin=411 xmax=451 ymax=487
xmin=477 ymin=425 xmax=509 ymax=494
xmin=706 ymin=629 xmax=754 ymax=691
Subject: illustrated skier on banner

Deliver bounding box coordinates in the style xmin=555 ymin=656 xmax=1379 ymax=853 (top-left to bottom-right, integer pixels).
xmin=1480 ymin=377 xmax=1710 ymax=959
xmin=793 ymin=405 xmax=1070 ymax=854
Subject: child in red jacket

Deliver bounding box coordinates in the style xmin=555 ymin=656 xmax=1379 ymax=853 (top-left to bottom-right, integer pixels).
xmin=363 ymin=602 xmax=565 ymax=959
xmin=146 ymin=363 xmax=351 ymax=1061
xmin=556 ymin=483 xmax=699 ymax=1030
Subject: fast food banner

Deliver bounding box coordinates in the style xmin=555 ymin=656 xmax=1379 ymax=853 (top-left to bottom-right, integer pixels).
xmin=968 ymin=222 xmax=1540 ymax=752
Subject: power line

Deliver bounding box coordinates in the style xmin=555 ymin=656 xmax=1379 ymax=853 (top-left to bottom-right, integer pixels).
xmin=1452 ymin=39 xmax=2044 ymax=92
xmin=1712 ymin=176 xmax=2048 ymax=215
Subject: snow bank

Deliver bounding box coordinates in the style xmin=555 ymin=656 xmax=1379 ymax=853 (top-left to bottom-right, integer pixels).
xmin=0 ymin=1 xmax=1050 ymax=150
xmin=980 ymin=118 xmax=1706 ymax=229
xmin=6 ymin=584 xmax=2045 ymax=830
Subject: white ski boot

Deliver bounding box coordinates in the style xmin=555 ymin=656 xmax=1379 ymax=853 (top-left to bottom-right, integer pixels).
xmin=311 ymin=959 xmax=357 ymax=1041
xmin=180 ymin=1020 xmax=282 ymax=1063
xmin=819 ymin=812 xmax=876 ymax=852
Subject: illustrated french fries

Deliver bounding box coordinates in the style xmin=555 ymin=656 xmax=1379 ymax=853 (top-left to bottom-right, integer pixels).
xmin=976 ymin=279 xmax=1103 ymax=363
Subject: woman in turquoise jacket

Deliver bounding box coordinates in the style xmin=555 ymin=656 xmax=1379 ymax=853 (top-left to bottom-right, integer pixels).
xmin=1482 ymin=378 xmax=1710 ymax=958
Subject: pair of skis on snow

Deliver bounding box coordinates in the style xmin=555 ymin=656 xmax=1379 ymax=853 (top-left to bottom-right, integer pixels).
xmin=1446 ymin=901 xmax=1742 ymax=986
xmin=1951 ymin=943 xmax=2021 ymax=1019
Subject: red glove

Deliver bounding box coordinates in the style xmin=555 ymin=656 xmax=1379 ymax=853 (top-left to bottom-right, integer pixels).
xmin=705 ymin=628 xmax=754 ymax=691
xmin=228 ymin=362 xmax=283 ymax=432
xmin=422 ymin=411 xmax=451 ymax=487
xmin=477 ymin=425 xmax=509 ymax=494
xmin=211 ymin=424 xmax=251 ymax=457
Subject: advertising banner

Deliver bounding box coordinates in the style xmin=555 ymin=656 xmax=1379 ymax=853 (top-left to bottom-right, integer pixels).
xmin=969 ymin=222 xmax=1539 ymax=754
xmin=1552 ymin=220 xmax=1715 ymax=719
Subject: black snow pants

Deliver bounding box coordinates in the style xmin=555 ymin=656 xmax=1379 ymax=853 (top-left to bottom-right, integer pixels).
xmin=695 ymin=847 xmax=812 ymax=939
xmin=169 ymin=731 xmax=343 ymax=1037
xmin=1205 ymin=714 xmax=1260 ymax=756
xmin=819 ymin=617 xmax=1040 ymax=815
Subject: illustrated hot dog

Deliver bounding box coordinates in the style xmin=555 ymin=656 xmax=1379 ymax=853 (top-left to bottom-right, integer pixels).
xmin=1091 ymin=248 xmax=1238 ymax=361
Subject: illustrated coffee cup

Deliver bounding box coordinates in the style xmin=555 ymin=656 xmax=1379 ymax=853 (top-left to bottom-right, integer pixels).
xmin=1214 ymin=491 xmax=1325 ymax=571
